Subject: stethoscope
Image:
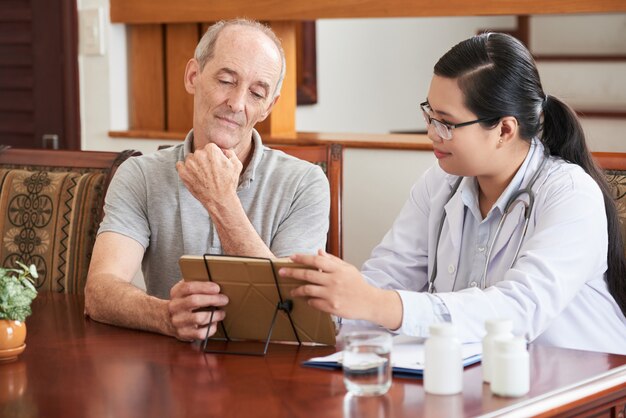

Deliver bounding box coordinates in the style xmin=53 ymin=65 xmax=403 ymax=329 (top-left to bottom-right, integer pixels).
xmin=427 ymin=155 xmax=549 ymax=294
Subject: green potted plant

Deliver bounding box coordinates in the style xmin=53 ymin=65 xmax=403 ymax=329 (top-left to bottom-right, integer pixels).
xmin=0 ymin=262 xmax=38 ymax=361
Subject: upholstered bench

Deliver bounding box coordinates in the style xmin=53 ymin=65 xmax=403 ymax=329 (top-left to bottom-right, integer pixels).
xmin=0 ymin=148 xmax=140 ymax=293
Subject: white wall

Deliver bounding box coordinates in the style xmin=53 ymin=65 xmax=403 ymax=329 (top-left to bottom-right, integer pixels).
xmin=296 ymin=17 xmax=516 ymax=134
xmin=78 ymin=0 xmax=183 ymax=154
xmin=76 ymin=7 xmax=626 ymax=268
xmin=343 ymin=149 xmax=436 ymax=267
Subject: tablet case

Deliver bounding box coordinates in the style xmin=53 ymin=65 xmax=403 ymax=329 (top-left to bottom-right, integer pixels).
xmin=179 ymin=255 xmax=337 ymax=347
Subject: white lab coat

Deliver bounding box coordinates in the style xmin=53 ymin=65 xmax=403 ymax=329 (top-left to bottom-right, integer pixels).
xmin=361 ymin=142 xmax=626 ymax=355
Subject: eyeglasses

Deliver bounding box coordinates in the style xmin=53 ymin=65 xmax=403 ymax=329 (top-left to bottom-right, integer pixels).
xmin=420 ymin=101 xmax=499 ymax=141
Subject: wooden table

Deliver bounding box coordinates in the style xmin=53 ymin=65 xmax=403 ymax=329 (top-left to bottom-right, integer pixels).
xmin=1 ymin=294 xmax=625 ymax=418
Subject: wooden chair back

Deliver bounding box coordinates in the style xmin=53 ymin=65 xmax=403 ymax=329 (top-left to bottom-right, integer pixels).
xmin=269 ymin=144 xmax=343 ymax=258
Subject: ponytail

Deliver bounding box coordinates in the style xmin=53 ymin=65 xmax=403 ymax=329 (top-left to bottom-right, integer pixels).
xmin=542 ymin=95 xmax=626 ymax=318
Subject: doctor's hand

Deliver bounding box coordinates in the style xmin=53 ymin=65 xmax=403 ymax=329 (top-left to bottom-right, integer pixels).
xmin=279 ymin=250 xmax=403 ymax=330
xmin=176 ymin=143 xmax=243 ymax=213
xmin=168 ymin=280 xmax=229 ymax=342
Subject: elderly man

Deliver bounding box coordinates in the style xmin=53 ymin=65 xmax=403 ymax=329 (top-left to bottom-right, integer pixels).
xmin=85 ymin=19 xmax=329 ymax=341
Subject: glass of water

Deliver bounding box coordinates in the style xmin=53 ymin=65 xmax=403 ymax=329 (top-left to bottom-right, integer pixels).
xmin=342 ymin=330 xmax=392 ymax=396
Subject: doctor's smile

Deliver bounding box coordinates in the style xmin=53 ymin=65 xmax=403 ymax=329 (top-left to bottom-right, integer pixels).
xmin=433 ymin=148 xmax=451 ymax=159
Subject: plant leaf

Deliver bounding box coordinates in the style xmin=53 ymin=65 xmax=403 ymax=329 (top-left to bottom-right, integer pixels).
xmin=28 ymin=264 xmax=39 ymax=279
xmin=0 ymin=261 xmax=38 ymax=321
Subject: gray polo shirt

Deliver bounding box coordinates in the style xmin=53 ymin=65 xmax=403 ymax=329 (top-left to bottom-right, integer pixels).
xmin=99 ymin=129 xmax=330 ymax=299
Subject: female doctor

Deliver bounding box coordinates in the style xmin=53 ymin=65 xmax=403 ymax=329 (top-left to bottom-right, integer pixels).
xmin=280 ymin=33 xmax=626 ymax=354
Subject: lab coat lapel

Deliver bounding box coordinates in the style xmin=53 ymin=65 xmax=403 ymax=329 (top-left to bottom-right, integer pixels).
xmin=487 ymin=200 xmax=527 ymax=268
xmin=443 ymin=189 xmax=465 ymax=262
xmin=487 ymin=142 xmax=545 ymax=269
xmin=431 ymin=189 xmax=464 ymax=293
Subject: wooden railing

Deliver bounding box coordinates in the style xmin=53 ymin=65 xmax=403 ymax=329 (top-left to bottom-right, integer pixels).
xmin=109 ymin=0 xmax=626 ymax=140
xmin=110 ymin=0 xmax=626 ymax=22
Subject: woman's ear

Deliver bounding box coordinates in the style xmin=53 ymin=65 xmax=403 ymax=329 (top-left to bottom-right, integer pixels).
xmin=498 ymin=116 xmax=519 ymax=144
xmin=184 ymin=59 xmax=200 ymax=94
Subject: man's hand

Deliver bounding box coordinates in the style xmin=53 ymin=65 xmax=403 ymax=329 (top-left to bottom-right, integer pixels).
xmin=168 ymin=280 xmax=229 ymax=341
xmin=176 ymin=143 xmax=243 ymax=213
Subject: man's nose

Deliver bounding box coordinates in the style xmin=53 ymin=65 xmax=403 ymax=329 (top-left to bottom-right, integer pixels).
xmin=226 ymin=87 xmax=246 ymax=112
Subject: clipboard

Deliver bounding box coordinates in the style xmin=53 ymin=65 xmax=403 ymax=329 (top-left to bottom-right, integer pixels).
xmin=179 ymin=255 xmax=337 ymax=355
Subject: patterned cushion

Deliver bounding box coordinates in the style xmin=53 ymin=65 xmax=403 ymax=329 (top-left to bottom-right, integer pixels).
xmin=0 ymin=168 xmax=106 ymax=293
xmin=605 ymin=170 xmax=626 ymax=257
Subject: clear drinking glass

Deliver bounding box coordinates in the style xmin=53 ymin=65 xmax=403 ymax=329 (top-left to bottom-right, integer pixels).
xmin=342 ymin=331 xmax=392 ymax=396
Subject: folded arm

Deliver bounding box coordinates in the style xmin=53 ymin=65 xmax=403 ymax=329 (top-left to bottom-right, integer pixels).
xmin=176 ymin=143 xmax=274 ymax=258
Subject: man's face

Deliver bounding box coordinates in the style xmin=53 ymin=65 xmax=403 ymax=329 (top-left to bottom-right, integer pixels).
xmin=184 ymin=26 xmax=282 ymax=154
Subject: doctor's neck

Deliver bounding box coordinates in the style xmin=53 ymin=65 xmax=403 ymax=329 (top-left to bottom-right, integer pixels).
xmin=477 ymin=141 xmax=531 ymax=217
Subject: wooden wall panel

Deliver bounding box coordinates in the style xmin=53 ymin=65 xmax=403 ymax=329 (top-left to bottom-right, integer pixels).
xmin=0 ymin=1 xmax=31 ymax=22
xmin=0 ymin=90 xmax=33 ymax=111
xmin=0 ymin=44 xmax=32 ymax=66
xmin=0 ymin=22 xmax=31 ymax=43
xmin=0 ymin=0 xmax=79 ymax=149
xmin=165 ymin=23 xmax=197 ymax=132
xmin=200 ymin=22 xmax=212 ymax=35
xmin=1 ymin=0 xmax=33 ymax=147
xmin=0 ymin=133 xmax=32 ymax=147
xmin=32 ymin=0 xmax=69 ymax=149
xmin=120 ymin=20 xmax=307 ymax=138
xmin=0 ymin=68 xmax=33 ymax=89
xmin=296 ymin=21 xmax=317 ymax=105
xmin=111 ymin=0 xmax=626 ymax=23
xmin=255 ymin=21 xmax=297 ymax=136
xmin=0 ymin=112 xmax=33 ymax=133
xmin=128 ymin=24 xmax=165 ymax=131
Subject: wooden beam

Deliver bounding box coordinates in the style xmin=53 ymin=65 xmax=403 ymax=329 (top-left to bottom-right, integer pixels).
xmin=128 ymin=24 xmax=165 ymax=131
xmin=165 ymin=23 xmax=197 ymax=132
xmin=111 ymin=0 xmax=626 ymax=23
xmin=108 ymin=130 xmax=434 ymax=151
xmin=255 ymin=21 xmax=297 ymax=137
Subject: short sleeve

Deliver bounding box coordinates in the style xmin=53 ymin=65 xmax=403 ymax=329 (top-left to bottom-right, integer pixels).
xmin=98 ymin=159 xmax=150 ymax=249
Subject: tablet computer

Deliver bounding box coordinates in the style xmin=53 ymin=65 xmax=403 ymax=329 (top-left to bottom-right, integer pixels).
xmin=179 ymin=255 xmax=336 ymax=346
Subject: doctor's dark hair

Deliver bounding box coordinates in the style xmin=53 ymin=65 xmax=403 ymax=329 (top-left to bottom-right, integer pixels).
xmin=433 ymin=32 xmax=626 ymax=318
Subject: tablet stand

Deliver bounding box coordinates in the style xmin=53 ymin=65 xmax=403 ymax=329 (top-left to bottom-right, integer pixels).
xmin=199 ymin=254 xmax=303 ymax=356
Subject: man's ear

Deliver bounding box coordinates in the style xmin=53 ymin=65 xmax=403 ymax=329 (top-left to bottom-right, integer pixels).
xmin=184 ymin=59 xmax=200 ymax=94
xmin=257 ymin=95 xmax=280 ymax=123
xmin=498 ymin=116 xmax=519 ymax=144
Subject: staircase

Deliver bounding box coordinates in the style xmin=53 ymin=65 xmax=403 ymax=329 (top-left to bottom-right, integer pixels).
xmin=530 ymin=14 xmax=626 ymax=152
xmin=479 ymin=15 xmax=626 ymax=152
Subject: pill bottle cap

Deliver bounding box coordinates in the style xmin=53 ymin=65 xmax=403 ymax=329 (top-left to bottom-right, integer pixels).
xmin=429 ymin=323 xmax=457 ymax=337
xmin=485 ymin=319 xmax=513 ymax=334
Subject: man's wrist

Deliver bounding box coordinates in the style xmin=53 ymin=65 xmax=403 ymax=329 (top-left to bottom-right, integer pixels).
xmin=203 ymin=191 xmax=240 ymax=218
